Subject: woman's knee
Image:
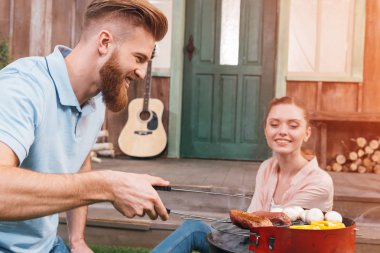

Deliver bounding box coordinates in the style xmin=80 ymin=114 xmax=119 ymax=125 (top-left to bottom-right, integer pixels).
xmin=181 ymin=220 xmax=212 ymax=234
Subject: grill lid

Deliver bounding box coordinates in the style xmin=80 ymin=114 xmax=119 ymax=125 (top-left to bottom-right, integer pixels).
xmin=211 ymin=220 xmax=250 ymax=237
xmin=207 ymin=231 xmax=250 ymax=253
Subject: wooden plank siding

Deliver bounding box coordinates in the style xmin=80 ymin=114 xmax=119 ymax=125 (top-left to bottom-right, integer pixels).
xmin=2 ymin=0 xmax=380 ymax=162
xmin=51 ymin=0 xmax=75 ymax=48
xmin=0 ymin=1 xmax=11 ymax=41
xmin=0 ymin=0 xmax=90 ymax=57
xmin=362 ymin=0 xmax=380 ymax=113
xmin=287 ymin=0 xmax=380 ymax=168
xmin=12 ymin=0 xmax=31 ymax=58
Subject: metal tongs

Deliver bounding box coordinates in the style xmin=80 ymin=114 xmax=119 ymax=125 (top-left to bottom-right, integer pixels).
xmin=153 ymin=185 xmax=252 ymax=222
xmin=153 ymin=185 xmax=252 ymax=199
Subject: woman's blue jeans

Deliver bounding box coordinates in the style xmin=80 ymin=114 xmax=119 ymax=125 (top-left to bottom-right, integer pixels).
xmin=50 ymin=236 xmax=70 ymax=253
xmin=151 ymin=220 xmax=212 ymax=253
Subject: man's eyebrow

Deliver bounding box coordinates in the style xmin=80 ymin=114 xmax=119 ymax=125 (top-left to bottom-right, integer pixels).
xmin=135 ymin=53 xmax=150 ymax=62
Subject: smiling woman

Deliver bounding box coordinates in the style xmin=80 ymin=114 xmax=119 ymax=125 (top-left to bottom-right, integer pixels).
xmin=248 ymin=96 xmax=333 ymax=212
xmin=151 ymin=96 xmax=334 ymax=253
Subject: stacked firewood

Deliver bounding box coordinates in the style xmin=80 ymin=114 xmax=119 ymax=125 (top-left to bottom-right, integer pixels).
xmin=90 ymin=130 xmax=115 ymax=163
xmin=326 ymin=137 xmax=380 ymax=174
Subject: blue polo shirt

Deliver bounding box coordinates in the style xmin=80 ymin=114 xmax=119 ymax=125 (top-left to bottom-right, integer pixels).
xmin=0 ymin=45 xmax=105 ymax=252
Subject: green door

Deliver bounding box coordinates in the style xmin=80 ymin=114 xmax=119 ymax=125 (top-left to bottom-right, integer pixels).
xmin=181 ymin=0 xmax=277 ymax=160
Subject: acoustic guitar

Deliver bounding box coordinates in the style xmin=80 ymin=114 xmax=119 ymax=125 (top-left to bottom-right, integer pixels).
xmin=118 ymin=50 xmax=167 ymax=157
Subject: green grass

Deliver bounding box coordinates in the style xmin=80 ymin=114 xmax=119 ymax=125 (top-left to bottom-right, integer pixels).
xmin=90 ymin=245 xmax=150 ymax=253
xmin=0 ymin=40 xmax=9 ymax=69
xmin=89 ymin=245 xmax=200 ymax=253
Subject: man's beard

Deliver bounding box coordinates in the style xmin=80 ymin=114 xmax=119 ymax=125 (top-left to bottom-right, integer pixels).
xmin=99 ymin=52 xmax=129 ymax=112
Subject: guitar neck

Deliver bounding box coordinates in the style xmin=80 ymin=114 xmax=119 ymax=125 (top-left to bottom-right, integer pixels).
xmin=143 ymin=60 xmax=152 ymax=111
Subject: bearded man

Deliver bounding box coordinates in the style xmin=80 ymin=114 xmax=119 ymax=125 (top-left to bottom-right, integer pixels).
xmin=0 ymin=1 xmax=169 ymax=252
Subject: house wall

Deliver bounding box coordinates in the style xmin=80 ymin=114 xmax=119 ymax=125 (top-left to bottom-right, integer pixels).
xmin=0 ymin=0 xmax=91 ymax=57
xmin=1 ymin=0 xmax=379 ymax=162
xmin=287 ymin=0 xmax=380 ymax=168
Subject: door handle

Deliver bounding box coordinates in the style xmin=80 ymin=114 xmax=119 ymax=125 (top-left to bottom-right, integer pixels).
xmin=185 ymin=35 xmax=196 ymax=61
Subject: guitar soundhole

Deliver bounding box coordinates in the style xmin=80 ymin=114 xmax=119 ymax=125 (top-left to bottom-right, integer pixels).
xmin=140 ymin=110 xmax=151 ymax=121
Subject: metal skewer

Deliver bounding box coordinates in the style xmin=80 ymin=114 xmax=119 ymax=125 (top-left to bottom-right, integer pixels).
xmin=167 ymin=209 xmax=231 ymax=223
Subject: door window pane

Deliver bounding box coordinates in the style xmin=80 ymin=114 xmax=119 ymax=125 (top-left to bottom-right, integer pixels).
xmin=220 ymin=0 xmax=241 ymax=65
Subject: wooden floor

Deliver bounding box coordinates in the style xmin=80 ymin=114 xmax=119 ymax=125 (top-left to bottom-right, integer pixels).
xmin=58 ymin=157 xmax=380 ymax=252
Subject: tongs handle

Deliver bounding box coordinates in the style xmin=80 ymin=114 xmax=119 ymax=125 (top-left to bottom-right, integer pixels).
xmin=153 ymin=186 xmax=172 ymax=213
xmin=153 ymin=185 xmax=172 ymax=191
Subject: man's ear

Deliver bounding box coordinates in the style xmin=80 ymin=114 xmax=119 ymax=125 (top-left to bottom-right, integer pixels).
xmin=97 ymin=30 xmax=113 ymax=55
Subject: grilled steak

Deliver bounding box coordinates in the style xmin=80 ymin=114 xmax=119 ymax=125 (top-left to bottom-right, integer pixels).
xmin=252 ymin=211 xmax=292 ymax=226
xmin=230 ymin=210 xmax=273 ymax=229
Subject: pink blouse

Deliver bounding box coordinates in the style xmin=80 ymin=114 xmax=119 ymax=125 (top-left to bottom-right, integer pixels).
xmin=247 ymin=156 xmax=333 ymax=212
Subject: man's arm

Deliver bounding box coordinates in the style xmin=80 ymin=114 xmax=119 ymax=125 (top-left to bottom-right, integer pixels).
xmin=66 ymin=154 xmax=93 ymax=252
xmin=0 ymin=141 xmax=169 ymax=221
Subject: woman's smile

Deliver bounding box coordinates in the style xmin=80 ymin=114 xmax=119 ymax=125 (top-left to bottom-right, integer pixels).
xmin=275 ymin=138 xmax=292 ymax=145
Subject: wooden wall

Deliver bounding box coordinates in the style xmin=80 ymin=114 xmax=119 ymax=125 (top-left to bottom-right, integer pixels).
xmin=3 ymin=0 xmax=380 ymax=162
xmin=0 ymin=0 xmax=31 ymax=58
xmin=287 ymin=0 xmax=380 ymax=168
xmin=0 ymin=0 xmax=92 ymax=57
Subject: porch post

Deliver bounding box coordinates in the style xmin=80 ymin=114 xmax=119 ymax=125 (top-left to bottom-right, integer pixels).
xmin=275 ymin=0 xmax=290 ymax=97
xmin=167 ymin=0 xmax=186 ymax=158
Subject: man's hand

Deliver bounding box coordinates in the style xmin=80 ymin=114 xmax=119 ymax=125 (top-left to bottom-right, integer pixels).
xmin=70 ymin=238 xmax=93 ymax=253
xmin=106 ymin=172 xmax=169 ymax=221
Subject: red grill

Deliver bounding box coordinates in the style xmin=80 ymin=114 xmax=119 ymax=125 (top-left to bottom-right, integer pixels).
xmin=249 ymin=218 xmax=356 ymax=253
xmin=207 ymin=218 xmax=356 ymax=253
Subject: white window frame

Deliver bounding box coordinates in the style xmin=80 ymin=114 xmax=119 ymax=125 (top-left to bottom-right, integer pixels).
xmin=149 ymin=0 xmax=173 ymax=77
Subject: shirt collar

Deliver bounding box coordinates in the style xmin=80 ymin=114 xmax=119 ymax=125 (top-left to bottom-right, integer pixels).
xmin=45 ymin=45 xmax=81 ymax=110
xmin=290 ymin=156 xmax=319 ymax=186
xmin=81 ymin=94 xmax=102 ymax=116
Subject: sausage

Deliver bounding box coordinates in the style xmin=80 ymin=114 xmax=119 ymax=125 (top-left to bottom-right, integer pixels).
xmin=229 ymin=210 xmax=273 ymax=229
xmin=251 ymin=211 xmax=292 ymax=226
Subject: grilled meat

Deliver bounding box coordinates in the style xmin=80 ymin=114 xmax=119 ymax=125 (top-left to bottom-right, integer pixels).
xmin=230 ymin=210 xmax=273 ymax=229
xmin=252 ymin=211 xmax=292 ymax=226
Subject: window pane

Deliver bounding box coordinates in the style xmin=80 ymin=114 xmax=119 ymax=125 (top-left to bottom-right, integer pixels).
xmin=288 ymin=0 xmax=317 ymax=72
xmin=288 ymin=0 xmax=355 ymax=76
xmin=319 ymin=0 xmax=354 ymax=73
xmin=220 ymin=0 xmax=241 ymax=65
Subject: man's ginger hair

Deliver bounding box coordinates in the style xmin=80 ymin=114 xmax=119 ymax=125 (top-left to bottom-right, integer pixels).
xmin=83 ymin=0 xmax=168 ymax=41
